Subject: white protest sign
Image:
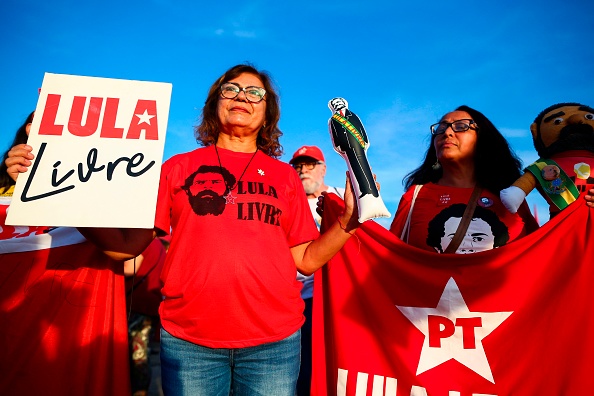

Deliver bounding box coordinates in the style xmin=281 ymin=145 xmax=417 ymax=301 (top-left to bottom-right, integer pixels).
xmin=6 ymin=73 xmax=172 ymax=228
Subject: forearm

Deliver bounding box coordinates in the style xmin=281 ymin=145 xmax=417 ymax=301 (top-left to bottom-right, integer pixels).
xmin=123 ymin=254 xmax=145 ymax=276
xmin=77 ymin=227 xmax=155 ymax=261
xmin=297 ymin=213 xmax=358 ymax=275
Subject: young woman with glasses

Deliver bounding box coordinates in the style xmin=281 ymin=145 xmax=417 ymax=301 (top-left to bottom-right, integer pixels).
xmin=389 ymin=105 xmax=539 ymax=254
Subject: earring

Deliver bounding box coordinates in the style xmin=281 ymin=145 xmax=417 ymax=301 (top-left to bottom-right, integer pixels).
xmin=432 ymin=161 xmax=441 ymax=171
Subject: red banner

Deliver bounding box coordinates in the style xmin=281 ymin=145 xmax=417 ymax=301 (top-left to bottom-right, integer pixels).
xmin=0 ymin=228 xmax=130 ymax=395
xmin=313 ymin=194 xmax=594 ymax=395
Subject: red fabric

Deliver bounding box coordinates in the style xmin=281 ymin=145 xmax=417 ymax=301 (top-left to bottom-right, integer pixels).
xmin=313 ymin=194 xmax=594 ymax=395
xmin=0 ymin=186 xmax=50 ymax=239
xmin=155 ymin=146 xmax=319 ymax=348
xmin=0 ymin=237 xmax=130 ymax=396
xmin=125 ymin=237 xmax=166 ymax=316
xmin=390 ymin=184 xmax=535 ymax=253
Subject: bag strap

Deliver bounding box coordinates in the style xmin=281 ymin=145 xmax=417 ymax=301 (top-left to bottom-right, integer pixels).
xmin=400 ymin=184 xmax=423 ymax=242
xmin=444 ymin=186 xmax=482 ymax=254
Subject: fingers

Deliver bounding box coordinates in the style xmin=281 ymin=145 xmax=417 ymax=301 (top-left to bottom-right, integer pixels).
xmin=5 ymin=144 xmax=34 ymax=182
xmin=316 ymin=194 xmax=325 ymax=216
xmin=343 ymin=171 xmax=358 ymax=216
xmin=585 ymin=189 xmax=594 ymax=207
xmin=345 ymin=171 xmax=353 ymax=191
xmin=372 ymin=173 xmax=380 ymax=191
xmin=7 ymin=144 xmax=33 ymax=160
xmin=316 ymin=193 xmax=326 ymax=209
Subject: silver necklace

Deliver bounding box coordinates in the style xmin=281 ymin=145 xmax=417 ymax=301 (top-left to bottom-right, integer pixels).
xmin=213 ymin=144 xmax=259 ymax=204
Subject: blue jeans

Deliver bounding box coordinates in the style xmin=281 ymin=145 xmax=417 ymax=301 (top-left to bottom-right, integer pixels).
xmin=160 ymin=328 xmax=301 ymax=396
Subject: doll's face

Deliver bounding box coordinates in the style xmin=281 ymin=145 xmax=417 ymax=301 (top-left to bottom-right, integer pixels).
xmin=533 ymin=105 xmax=594 ymax=149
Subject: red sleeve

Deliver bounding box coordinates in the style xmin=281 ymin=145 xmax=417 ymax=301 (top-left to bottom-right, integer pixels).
xmin=135 ymin=238 xmax=165 ymax=278
xmin=154 ymin=157 xmax=177 ymax=236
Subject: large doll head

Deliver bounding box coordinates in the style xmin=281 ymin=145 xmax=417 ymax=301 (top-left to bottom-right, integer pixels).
xmin=530 ymin=103 xmax=594 ymax=157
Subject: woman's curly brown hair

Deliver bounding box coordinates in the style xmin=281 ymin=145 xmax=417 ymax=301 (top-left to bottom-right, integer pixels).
xmin=195 ymin=64 xmax=283 ymax=158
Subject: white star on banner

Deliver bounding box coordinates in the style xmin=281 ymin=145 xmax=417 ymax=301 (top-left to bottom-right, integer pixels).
xmin=258 ymin=169 xmax=265 ymax=176
xmin=396 ymin=278 xmax=512 ymax=383
xmin=136 ymin=110 xmax=155 ymax=125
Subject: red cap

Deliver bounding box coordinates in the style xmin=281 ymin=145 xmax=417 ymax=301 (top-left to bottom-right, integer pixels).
xmin=289 ymin=145 xmax=325 ymax=164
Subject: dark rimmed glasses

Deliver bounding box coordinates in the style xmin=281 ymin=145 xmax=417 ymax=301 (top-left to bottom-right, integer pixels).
xmin=220 ymin=82 xmax=266 ymax=103
xmin=292 ymin=161 xmax=323 ymax=172
xmin=430 ymin=119 xmax=477 ymax=136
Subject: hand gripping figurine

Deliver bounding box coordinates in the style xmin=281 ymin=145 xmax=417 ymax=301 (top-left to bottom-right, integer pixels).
xmin=500 ymin=102 xmax=594 ymax=218
xmin=328 ymin=97 xmax=390 ymax=222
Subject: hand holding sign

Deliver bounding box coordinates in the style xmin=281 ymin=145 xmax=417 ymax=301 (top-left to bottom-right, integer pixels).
xmin=5 ymin=143 xmax=34 ymax=183
xmin=327 ymin=97 xmax=391 ymax=222
xmin=6 ymin=73 xmax=172 ymax=228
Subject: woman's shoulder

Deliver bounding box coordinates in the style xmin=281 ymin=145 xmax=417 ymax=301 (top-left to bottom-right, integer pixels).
xmin=258 ymin=155 xmax=297 ymax=175
xmin=400 ymin=183 xmax=444 ymax=199
xmin=163 ymin=147 xmax=207 ymax=164
xmin=161 ymin=147 xmax=210 ymax=172
xmin=415 ymin=183 xmax=479 ymax=198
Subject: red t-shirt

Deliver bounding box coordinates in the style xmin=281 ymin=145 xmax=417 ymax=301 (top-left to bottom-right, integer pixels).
xmin=390 ymin=183 xmax=537 ymax=254
xmin=155 ymin=146 xmax=319 ymax=348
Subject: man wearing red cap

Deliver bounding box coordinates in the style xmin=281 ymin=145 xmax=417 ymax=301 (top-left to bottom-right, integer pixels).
xmin=290 ymin=146 xmax=344 ymax=224
xmin=289 ymin=145 xmax=344 ymax=396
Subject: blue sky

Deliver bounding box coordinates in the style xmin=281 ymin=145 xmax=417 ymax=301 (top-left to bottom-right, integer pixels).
xmin=1 ymin=0 xmax=593 ymax=226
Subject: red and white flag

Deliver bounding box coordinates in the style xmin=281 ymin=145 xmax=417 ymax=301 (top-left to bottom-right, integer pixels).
xmin=0 ymin=198 xmax=130 ymax=395
xmin=313 ymin=194 xmax=594 ymax=395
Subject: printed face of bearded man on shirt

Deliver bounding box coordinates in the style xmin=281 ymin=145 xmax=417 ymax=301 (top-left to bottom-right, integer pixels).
xmin=182 ymin=165 xmax=236 ymax=216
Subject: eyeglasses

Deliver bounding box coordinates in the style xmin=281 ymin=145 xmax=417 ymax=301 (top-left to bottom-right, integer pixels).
xmin=430 ymin=119 xmax=477 ymax=135
xmin=220 ymin=82 xmax=266 ymax=103
xmin=292 ymin=161 xmax=323 ymax=172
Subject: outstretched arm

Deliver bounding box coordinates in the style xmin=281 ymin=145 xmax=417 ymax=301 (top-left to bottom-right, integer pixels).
xmin=77 ymin=227 xmax=155 ymax=262
xmin=291 ymin=173 xmax=359 ymax=275
xmin=500 ymin=173 xmax=538 ymax=213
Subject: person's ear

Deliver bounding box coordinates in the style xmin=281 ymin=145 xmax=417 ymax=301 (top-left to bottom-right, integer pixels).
xmin=530 ymin=122 xmax=537 ymax=140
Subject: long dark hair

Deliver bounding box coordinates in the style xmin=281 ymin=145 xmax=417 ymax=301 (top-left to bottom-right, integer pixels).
xmin=195 ymin=64 xmax=283 ymax=158
xmin=403 ymin=105 xmax=522 ymax=195
xmin=0 ymin=111 xmax=34 ymax=193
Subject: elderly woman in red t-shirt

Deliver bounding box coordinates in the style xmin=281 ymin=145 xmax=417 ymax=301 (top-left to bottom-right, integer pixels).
xmin=6 ymin=64 xmax=360 ymax=395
